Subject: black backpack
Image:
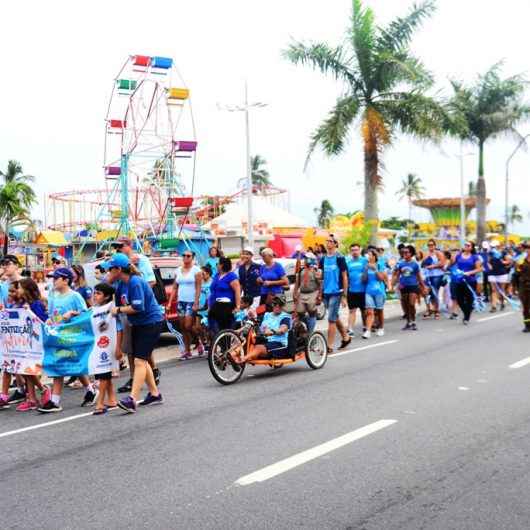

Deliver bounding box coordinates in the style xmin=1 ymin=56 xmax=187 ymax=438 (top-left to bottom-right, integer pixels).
xmin=152 ymin=267 xmax=168 ymax=305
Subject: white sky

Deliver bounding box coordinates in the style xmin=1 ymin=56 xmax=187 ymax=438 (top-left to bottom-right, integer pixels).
xmin=1 ymin=0 xmax=530 ymax=234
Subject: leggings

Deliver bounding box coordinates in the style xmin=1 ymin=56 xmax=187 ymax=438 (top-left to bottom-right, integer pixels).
xmin=455 ymin=281 xmax=475 ymax=321
xmin=521 ymin=290 xmax=530 ymax=329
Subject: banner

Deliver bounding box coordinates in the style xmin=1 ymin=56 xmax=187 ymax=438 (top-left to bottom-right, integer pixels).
xmin=0 ymin=309 xmax=44 ymax=375
xmin=42 ymin=302 xmax=118 ymax=377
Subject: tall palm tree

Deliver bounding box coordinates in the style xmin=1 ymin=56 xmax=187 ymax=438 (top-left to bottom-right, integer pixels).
xmin=0 ymin=161 xmax=37 ymax=255
xmin=508 ymin=204 xmax=523 ymax=226
xmin=284 ymin=0 xmax=447 ymax=244
xmin=450 ymin=63 xmax=529 ymax=244
xmin=237 ymin=155 xmax=271 ymax=191
xmin=314 ymin=199 xmax=334 ymax=229
xmin=396 ymin=173 xmax=425 ymax=237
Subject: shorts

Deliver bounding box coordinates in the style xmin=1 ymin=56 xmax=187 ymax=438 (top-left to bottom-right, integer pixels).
xmin=177 ymin=301 xmax=195 ymax=317
xmin=266 ymin=340 xmax=289 ymax=359
xmin=95 ymin=371 xmax=112 ymax=381
xmin=400 ymin=285 xmax=420 ymax=295
xmin=365 ymin=293 xmax=385 ymax=310
xmin=323 ymin=294 xmax=341 ymax=322
xmin=296 ymin=291 xmax=318 ymax=315
xmin=131 ymin=321 xmax=162 ymax=360
xmin=489 ymin=274 xmax=509 ymax=284
xmin=449 ymin=282 xmax=458 ymax=300
xmin=347 ymin=292 xmax=365 ymax=310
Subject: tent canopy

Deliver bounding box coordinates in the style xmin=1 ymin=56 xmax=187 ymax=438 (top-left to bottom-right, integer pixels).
xmin=35 ymin=230 xmax=68 ymax=246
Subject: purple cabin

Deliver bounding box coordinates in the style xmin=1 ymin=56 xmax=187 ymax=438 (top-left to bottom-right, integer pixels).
xmin=174 ymin=140 xmax=197 ymax=152
xmin=105 ymin=166 xmax=121 ymax=176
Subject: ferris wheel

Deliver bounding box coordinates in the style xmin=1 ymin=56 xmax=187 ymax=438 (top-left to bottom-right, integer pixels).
xmin=103 ymin=54 xmax=197 ymax=238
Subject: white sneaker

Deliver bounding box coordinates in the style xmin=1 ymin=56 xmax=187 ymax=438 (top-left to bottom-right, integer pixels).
xmin=362 ymin=330 xmax=371 ymax=339
xmin=347 ymin=329 xmax=355 ymax=337
xmin=376 ymin=328 xmax=385 ymax=337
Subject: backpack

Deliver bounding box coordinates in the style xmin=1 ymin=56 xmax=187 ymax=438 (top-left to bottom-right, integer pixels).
xmin=152 ymin=267 xmax=168 ymax=305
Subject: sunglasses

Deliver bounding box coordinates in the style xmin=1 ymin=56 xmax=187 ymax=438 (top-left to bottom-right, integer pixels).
xmin=183 ymin=254 xmax=193 ymax=258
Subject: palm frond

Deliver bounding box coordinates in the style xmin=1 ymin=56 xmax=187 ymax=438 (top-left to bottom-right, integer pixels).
xmin=305 ymin=95 xmax=362 ymax=168
xmin=350 ymin=0 xmax=376 ymax=95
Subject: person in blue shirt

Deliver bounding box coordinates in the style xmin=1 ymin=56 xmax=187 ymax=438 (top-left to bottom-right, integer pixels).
xmin=479 ymin=241 xmax=492 ymax=302
xmin=362 ymin=249 xmax=387 ymax=339
xmin=107 ymin=253 xmax=163 ymax=413
xmin=345 ymin=243 xmax=368 ymax=336
xmin=237 ymin=247 xmax=261 ymax=306
xmin=450 ymin=241 xmax=483 ymax=324
xmin=319 ymin=236 xmax=350 ymax=352
xmin=193 ymin=264 xmax=213 ymax=356
xmin=72 ymin=264 xmax=93 ymax=307
xmin=257 ymin=248 xmax=288 ymax=306
xmin=204 ymin=246 xmax=222 ymax=275
xmin=392 ymin=245 xmax=426 ymax=331
xmin=487 ymin=241 xmax=512 ymax=312
xmin=234 ymin=296 xmax=291 ymax=366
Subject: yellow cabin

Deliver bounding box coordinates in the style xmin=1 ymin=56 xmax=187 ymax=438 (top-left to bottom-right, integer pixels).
xmin=168 ymin=88 xmax=189 ymax=100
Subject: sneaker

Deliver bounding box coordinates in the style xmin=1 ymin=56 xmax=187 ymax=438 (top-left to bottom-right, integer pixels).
xmin=410 ymin=322 xmax=418 ymax=331
xmin=449 ymin=313 xmax=458 ymax=320
xmin=523 ymin=328 xmax=530 ymax=333
xmin=37 ymin=401 xmax=63 ymax=413
xmin=489 ymin=307 xmax=497 ymax=313
xmin=118 ymin=396 xmax=137 ymax=414
xmin=0 ymin=398 xmax=11 ymax=410
xmin=119 ymin=360 xmax=128 ymax=372
xmin=139 ymin=392 xmax=163 ymax=406
xmin=197 ymin=344 xmax=205 ymax=357
xmin=179 ymin=352 xmax=192 ymax=361
xmin=40 ymin=386 xmax=51 ymax=405
xmin=81 ymin=389 xmax=97 ymax=407
xmin=92 ymin=408 xmax=108 ymax=416
xmin=153 ymin=368 xmax=161 ymax=385
xmin=402 ymin=323 xmax=411 ymax=331
xmin=65 ymin=376 xmax=77 ymax=387
xmin=16 ymin=400 xmax=37 ymax=412
xmin=7 ymin=389 xmax=26 ymax=404
xmin=347 ymin=329 xmax=355 ymax=337
xmin=376 ymin=328 xmax=385 ymax=337
xmin=118 ymin=379 xmax=133 ymax=393
xmin=362 ymin=330 xmax=371 ymax=339
xmin=463 ymin=319 xmax=469 ymax=326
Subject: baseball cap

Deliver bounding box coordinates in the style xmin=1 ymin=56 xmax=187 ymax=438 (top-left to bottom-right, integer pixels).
xmin=481 ymin=241 xmax=490 ymax=250
xmin=52 ymin=267 xmax=74 ymax=281
xmin=242 ymin=246 xmax=254 ymax=255
xmin=1 ymin=254 xmax=21 ymax=266
xmin=304 ymin=251 xmax=317 ymax=260
xmin=105 ymin=253 xmax=130 ymax=269
xmin=271 ymin=295 xmax=286 ymax=306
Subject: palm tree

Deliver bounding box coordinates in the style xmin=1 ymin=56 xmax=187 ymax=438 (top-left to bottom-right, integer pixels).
xmin=284 ymin=0 xmax=447 ymax=244
xmin=237 ymin=155 xmax=271 ymax=191
xmin=314 ymin=199 xmax=334 ymax=229
xmin=396 ymin=173 xmax=425 ymax=238
xmin=509 ymin=204 xmax=523 ymax=226
xmin=0 ymin=161 xmax=37 ymax=255
xmin=450 ymin=63 xmax=530 ymax=244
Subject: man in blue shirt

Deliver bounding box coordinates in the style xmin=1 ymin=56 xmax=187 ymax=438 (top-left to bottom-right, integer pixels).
xmin=346 ymin=244 xmax=368 ymax=336
xmin=319 ymin=236 xmax=350 ymax=352
xmin=107 ymin=253 xmax=163 ymax=413
xmin=479 ymin=241 xmax=491 ymax=302
xmin=237 ymin=247 xmax=261 ymax=307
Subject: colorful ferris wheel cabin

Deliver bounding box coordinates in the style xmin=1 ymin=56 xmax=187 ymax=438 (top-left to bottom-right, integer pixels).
xmin=167 ymin=88 xmax=190 ymax=106
xmin=107 ymin=120 xmax=127 ymax=134
xmin=105 ymin=166 xmax=121 ymax=179
xmin=169 ymin=196 xmax=194 ymax=214
xmin=116 ymin=79 xmax=138 ymax=95
xmin=173 ymin=140 xmax=197 ymax=158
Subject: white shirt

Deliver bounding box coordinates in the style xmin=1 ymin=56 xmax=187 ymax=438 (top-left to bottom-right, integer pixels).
xmin=175 ymin=265 xmax=200 ymax=303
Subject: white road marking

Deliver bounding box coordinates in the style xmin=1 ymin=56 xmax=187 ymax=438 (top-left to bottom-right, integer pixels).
xmin=235 ymin=419 xmax=397 ymax=486
xmin=477 ymin=312 xmax=514 ymax=323
xmin=476 ymin=379 xmax=488 ymax=383
xmin=330 ymin=340 xmax=399 ymax=358
xmin=458 ymin=386 xmax=470 ymax=391
xmin=509 ymin=357 xmax=530 ymax=369
xmin=0 ymin=411 xmax=93 ymax=439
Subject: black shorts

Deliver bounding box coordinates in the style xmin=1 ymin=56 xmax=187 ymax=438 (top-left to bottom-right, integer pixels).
xmin=347 ymin=292 xmax=365 ymax=310
xmin=266 ymin=341 xmax=289 ymax=359
xmin=131 ymin=321 xmax=162 ymax=360
xmin=95 ymin=371 xmax=112 ymax=381
xmin=400 ymin=285 xmax=420 ymax=295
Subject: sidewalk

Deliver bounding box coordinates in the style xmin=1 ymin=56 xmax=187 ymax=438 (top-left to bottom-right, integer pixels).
xmin=153 ymin=300 xmax=404 ymax=365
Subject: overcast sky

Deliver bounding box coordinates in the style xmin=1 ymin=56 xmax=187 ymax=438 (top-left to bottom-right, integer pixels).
xmin=1 ymin=0 xmax=530 ymax=234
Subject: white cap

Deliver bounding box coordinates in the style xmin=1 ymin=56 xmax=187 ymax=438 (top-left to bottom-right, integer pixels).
xmin=304 ymin=252 xmax=316 ymax=260
xmin=243 ymin=246 xmax=254 ymax=255
xmin=260 ymin=247 xmax=274 ymax=256
xmin=490 ymin=240 xmax=500 ymax=247
xmin=295 ymin=244 xmax=302 ymax=251
xmin=481 ymin=241 xmax=490 ymax=250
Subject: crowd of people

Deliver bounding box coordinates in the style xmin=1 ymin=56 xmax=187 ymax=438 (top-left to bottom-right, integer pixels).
xmin=1 ymin=235 xmax=529 ymax=417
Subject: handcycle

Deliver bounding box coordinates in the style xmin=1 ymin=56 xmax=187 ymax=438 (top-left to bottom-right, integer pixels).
xmin=207 ymin=316 xmax=328 ymax=385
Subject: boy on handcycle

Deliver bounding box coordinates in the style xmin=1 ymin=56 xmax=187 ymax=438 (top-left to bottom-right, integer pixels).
xmin=235 ymin=295 xmax=291 ymax=364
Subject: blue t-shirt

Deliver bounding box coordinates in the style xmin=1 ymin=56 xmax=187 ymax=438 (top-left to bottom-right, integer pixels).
xmin=76 ymin=285 xmax=93 ymax=305
xmin=0 ymin=280 xmax=8 ymax=306
xmin=455 ymin=253 xmax=481 ymax=282
xmin=205 ymin=257 xmax=219 ymax=274
xmin=346 ymin=256 xmax=368 ymax=293
xmin=261 ymin=311 xmax=291 ymax=347
xmin=199 ymin=278 xmax=212 ymax=310
xmin=321 ymin=254 xmax=347 ymax=295
xmin=209 ymin=271 xmax=238 ymax=305
xmin=489 ymin=250 xmax=509 ymax=276
xmin=136 ymin=254 xmax=156 ymax=283
xmin=365 ymin=266 xmax=385 ymax=296
xmin=479 ymin=251 xmax=490 ymax=273
xmin=238 ymin=262 xmax=261 ymax=298
xmin=30 ymin=300 xmax=48 ymax=322
xmin=116 ymin=275 xmax=163 ymax=326
xmin=259 ymin=262 xmax=286 ymax=295
xmin=48 ymin=290 xmax=88 ymax=324
xmin=397 ymin=260 xmax=420 ymax=288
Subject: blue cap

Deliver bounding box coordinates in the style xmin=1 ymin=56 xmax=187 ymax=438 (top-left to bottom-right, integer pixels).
xmin=106 ymin=253 xmax=130 ymax=269
xmin=52 ymin=267 xmax=74 ymax=281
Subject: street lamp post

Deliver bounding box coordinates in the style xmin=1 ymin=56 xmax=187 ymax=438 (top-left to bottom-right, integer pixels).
xmin=504 ymin=133 xmax=530 ymax=244
xmin=456 ymin=144 xmax=475 ymax=248
xmin=218 ymin=82 xmax=267 ymax=250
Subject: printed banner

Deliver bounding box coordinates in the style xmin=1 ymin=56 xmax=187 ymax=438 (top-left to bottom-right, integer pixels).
xmin=0 ymin=309 xmax=44 ymax=375
xmin=42 ymin=302 xmax=118 ymax=377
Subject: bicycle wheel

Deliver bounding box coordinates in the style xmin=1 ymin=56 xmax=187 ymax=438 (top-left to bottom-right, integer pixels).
xmin=305 ymin=331 xmax=328 ymax=370
xmin=208 ymin=330 xmax=246 ymax=385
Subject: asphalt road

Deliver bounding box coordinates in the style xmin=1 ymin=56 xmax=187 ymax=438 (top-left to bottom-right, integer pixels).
xmin=3 ymin=309 xmax=530 ymax=529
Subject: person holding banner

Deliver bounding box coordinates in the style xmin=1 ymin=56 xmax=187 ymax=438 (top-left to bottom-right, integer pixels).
xmin=38 ymin=268 xmax=97 ymax=413
xmin=107 ymin=254 xmax=163 ymax=414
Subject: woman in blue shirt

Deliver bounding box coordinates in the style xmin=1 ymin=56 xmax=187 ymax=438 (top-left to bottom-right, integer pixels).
xmin=204 ymin=246 xmax=222 ymax=276
xmin=392 ymin=245 xmax=426 ymax=331
xmin=208 ymin=256 xmax=241 ymax=335
xmin=363 ymin=250 xmax=387 ymax=339
xmin=257 ymin=248 xmax=288 ymax=306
